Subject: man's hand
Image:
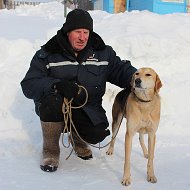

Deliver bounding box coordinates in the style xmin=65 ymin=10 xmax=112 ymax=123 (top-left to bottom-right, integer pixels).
xmin=55 ymin=79 xmax=79 ymax=100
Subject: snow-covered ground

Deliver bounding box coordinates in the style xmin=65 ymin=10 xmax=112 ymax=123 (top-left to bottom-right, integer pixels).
xmin=0 ymin=2 xmax=190 ymax=189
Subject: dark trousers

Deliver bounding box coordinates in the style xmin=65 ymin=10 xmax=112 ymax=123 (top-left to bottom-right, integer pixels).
xmin=38 ymin=94 xmax=110 ymax=144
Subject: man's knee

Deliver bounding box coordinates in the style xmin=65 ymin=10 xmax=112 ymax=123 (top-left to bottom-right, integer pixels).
xmin=72 ymin=109 xmax=110 ymax=144
xmin=82 ymin=123 xmax=110 ymax=144
xmin=38 ymin=94 xmax=64 ymax=122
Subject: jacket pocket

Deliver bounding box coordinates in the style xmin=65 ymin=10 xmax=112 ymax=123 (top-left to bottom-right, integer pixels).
xmin=85 ymin=65 xmax=107 ymax=86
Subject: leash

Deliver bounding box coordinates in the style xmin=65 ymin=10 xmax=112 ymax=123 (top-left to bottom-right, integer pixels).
xmin=61 ymin=85 xmax=127 ymax=159
xmin=61 ymin=85 xmax=88 ymax=149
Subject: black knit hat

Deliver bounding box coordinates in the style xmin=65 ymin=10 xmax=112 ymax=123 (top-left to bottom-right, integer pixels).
xmin=62 ymin=9 xmax=93 ymax=33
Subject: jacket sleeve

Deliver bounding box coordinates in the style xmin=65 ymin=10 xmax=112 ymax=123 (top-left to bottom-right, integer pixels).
xmin=107 ymin=46 xmax=137 ymax=89
xmin=20 ymin=49 xmax=60 ymax=101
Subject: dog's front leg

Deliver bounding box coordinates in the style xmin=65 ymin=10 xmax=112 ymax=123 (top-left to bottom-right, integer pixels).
xmin=139 ymin=133 xmax=148 ymax=158
xmin=147 ymin=133 xmax=157 ymax=183
xmin=121 ymin=132 xmax=133 ymax=186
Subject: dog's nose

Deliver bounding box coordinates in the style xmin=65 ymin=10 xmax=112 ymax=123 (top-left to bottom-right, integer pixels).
xmin=135 ymin=78 xmax=141 ymax=87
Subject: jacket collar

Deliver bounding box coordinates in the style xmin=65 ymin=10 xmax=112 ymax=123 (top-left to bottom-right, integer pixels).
xmin=42 ymin=27 xmax=106 ymax=63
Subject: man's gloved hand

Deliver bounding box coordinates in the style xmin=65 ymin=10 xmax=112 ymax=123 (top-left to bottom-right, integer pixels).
xmin=55 ymin=79 xmax=79 ymax=100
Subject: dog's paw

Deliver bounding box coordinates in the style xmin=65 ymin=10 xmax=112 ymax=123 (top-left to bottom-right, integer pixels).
xmin=147 ymin=175 xmax=157 ymax=183
xmin=106 ymin=148 xmax=114 ymax=155
xmin=121 ymin=177 xmax=131 ymax=186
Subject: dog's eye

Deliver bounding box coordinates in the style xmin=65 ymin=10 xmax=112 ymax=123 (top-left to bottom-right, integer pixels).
xmin=135 ymin=73 xmax=139 ymax=75
xmin=146 ymin=74 xmax=152 ymax=76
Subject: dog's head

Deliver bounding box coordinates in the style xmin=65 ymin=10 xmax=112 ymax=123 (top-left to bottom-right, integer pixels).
xmin=131 ymin=68 xmax=162 ymax=100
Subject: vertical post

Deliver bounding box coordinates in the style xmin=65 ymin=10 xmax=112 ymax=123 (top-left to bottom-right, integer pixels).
xmin=64 ymin=0 xmax=67 ymax=17
xmin=78 ymin=0 xmax=94 ymax=10
xmin=0 ymin=0 xmax=3 ymax=9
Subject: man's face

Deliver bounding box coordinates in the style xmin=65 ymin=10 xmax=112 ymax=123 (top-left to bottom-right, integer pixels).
xmin=67 ymin=28 xmax=90 ymax=52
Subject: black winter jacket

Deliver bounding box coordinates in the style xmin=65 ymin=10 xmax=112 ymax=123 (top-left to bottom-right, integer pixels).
xmin=21 ymin=29 xmax=137 ymax=126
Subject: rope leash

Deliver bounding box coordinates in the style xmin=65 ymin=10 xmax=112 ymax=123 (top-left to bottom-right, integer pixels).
xmin=61 ymin=85 xmax=125 ymax=159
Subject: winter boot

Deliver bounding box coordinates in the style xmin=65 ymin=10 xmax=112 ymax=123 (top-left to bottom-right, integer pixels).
xmin=70 ymin=130 xmax=93 ymax=160
xmin=40 ymin=121 xmax=63 ymax=172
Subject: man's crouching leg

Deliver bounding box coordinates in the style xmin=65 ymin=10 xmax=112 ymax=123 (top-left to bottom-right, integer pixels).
xmin=40 ymin=121 xmax=63 ymax=172
xmin=38 ymin=93 xmax=64 ymax=171
xmin=70 ymin=131 xmax=93 ymax=160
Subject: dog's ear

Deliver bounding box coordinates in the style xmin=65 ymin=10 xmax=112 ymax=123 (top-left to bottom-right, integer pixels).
xmin=155 ymin=74 xmax=162 ymax=93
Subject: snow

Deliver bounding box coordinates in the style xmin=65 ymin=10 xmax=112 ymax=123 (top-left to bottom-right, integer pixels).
xmin=0 ymin=2 xmax=190 ymax=189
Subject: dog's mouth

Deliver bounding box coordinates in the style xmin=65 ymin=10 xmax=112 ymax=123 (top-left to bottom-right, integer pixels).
xmin=134 ymin=79 xmax=150 ymax=90
xmin=134 ymin=86 xmax=146 ymax=90
xmin=134 ymin=87 xmax=154 ymax=92
xmin=135 ymin=84 xmax=141 ymax=88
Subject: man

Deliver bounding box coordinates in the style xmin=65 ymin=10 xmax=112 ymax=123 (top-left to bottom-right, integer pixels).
xmin=21 ymin=9 xmax=137 ymax=172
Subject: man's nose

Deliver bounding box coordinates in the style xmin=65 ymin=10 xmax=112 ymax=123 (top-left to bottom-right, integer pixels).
xmin=79 ymin=32 xmax=85 ymax=40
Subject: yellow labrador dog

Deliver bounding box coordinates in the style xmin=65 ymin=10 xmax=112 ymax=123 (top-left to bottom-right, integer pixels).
xmin=106 ymin=68 xmax=162 ymax=186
